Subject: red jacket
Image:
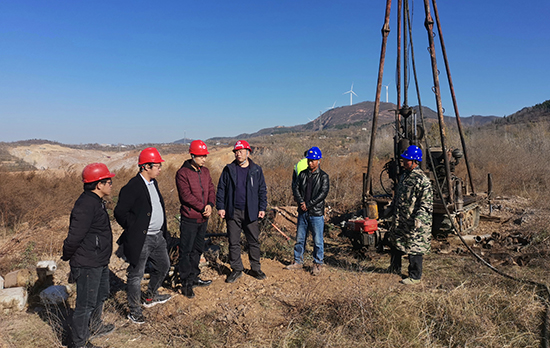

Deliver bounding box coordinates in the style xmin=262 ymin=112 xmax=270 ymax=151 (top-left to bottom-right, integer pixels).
xmin=176 ymin=159 xmax=216 ymax=223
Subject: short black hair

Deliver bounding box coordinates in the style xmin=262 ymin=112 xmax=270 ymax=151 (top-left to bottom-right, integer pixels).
xmin=139 ymin=163 xmax=154 ymax=172
xmin=83 ymin=179 xmax=110 ymax=191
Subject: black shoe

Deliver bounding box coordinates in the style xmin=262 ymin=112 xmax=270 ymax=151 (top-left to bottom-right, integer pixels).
xmin=248 ymin=269 xmax=266 ymax=280
xmin=192 ymin=279 xmax=212 ymax=288
xmin=225 ymin=270 xmax=243 ymax=283
xmin=181 ymin=286 xmax=195 ymax=299
xmin=127 ymin=313 xmax=145 ymax=325
xmin=90 ymin=323 xmax=114 ymax=339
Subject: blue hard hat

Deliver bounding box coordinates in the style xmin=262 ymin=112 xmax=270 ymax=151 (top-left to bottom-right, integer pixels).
xmin=305 ymin=146 xmax=322 ymax=160
xmin=401 ymin=145 xmax=422 ymax=161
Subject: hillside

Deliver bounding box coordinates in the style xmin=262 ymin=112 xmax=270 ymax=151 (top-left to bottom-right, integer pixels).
xmin=205 ymin=101 xmax=498 ymax=143
xmin=494 ymin=99 xmax=550 ymax=125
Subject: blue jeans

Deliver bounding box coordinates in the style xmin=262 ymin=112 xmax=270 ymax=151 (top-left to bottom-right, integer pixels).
xmin=294 ymin=212 xmax=325 ymax=265
xmin=127 ymin=233 xmax=170 ymax=315
xmin=71 ymin=265 xmax=109 ymax=347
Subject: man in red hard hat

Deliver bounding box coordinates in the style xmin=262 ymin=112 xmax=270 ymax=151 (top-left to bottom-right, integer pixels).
xmin=114 ymin=147 xmax=171 ymax=324
xmin=216 ymin=140 xmax=268 ymax=283
xmin=62 ymin=163 xmax=115 ymax=348
xmin=175 ymin=140 xmax=215 ymax=299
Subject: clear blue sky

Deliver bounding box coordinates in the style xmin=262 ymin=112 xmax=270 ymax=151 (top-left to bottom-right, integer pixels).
xmin=1 ymin=0 xmax=549 ymax=144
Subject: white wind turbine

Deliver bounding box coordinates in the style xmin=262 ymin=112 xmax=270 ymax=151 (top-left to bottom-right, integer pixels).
xmin=382 ymin=82 xmax=391 ymax=103
xmin=343 ymin=83 xmax=358 ymax=105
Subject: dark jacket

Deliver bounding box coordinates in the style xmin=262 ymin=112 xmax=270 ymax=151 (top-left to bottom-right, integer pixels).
xmin=62 ymin=191 xmax=113 ymax=268
xmin=114 ymin=174 xmax=168 ymax=266
xmin=292 ymin=167 xmax=330 ymax=216
xmin=216 ymin=159 xmax=267 ymax=221
xmin=176 ymin=159 xmax=216 ymax=223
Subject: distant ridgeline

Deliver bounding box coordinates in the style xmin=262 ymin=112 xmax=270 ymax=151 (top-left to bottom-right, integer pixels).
xmin=495 ymin=99 xmax=550 ymax=125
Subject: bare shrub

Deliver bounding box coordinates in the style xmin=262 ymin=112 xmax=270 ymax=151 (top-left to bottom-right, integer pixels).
xmin=467 ymin=123 xmax=550 ymax=206
xmin=0 ymin=170 xmax=81 ymax=233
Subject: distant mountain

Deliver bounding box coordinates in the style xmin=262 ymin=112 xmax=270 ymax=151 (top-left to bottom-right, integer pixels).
xmin=493 ymin=99 xmax=550 ymax=125
xmin=173 ymin=137 xmax=194 ymax=145
xmin=206 ymin=101 xmax=499 ymax=142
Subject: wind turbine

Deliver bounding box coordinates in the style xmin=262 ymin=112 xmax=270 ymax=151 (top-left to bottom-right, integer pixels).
xmin=343 ymin=83 xmax=358 ymax=105
xmin=382 ymin=82 xmax=391 ymax=103
xmin=324 ymin=101 xmax=336 ymax=111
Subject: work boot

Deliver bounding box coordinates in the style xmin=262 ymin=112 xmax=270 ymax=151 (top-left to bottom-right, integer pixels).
xmin=285 ymin=262 xmax=303 ymax=270
xmin=181 ymin=286 xmax=195 ymax=299
xmin=311 ymin=263 xmax=322 ymax=276
xmin=400 ymin=278 xmax=421 ymax=285
xmin=248 ymin=269 xmax=266 ymax=280
xmin=225 ymin=270 xmax=243 ymax=283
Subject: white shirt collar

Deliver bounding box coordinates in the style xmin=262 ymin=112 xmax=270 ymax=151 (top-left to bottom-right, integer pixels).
xmin=140 ymin=173 xmax=155 ymax=186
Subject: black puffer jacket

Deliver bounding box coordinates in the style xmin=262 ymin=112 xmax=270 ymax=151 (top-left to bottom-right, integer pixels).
xmin=62 ymin=191 xmax=113 ymax=268
xmin=292 ymin=167 xmax=330 ymax=216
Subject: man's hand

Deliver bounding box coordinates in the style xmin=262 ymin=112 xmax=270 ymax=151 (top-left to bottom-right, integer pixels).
xmin=218 ymin=209 xmax=226 ymax=219
xmin=258 ymin=211 xmax=265 ymax=219
xmin=300 ymin=202 xmax=307 ymax=212
xmin=203 ymin=205 xmax=212 ymax=217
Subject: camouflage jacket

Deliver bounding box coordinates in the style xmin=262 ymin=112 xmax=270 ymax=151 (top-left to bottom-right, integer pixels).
xmin=389 ymin=166 xmax=433 ymax=255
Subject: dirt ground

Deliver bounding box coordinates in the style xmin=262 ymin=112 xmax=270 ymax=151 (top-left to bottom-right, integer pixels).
xmin=1 ymin=193 xmax=548 ymax=347
xmin=1 ymin=144 xmax=548 ymax=347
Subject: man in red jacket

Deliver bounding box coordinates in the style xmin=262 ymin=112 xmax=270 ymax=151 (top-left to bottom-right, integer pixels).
xmin=176 ymin=140 xmax=216 ymax=298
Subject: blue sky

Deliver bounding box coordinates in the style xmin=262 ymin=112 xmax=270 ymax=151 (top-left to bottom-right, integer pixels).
xmin=1 ymin=0 xmax=549 ymax=144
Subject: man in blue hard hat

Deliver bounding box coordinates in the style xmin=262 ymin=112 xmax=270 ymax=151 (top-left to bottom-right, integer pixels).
xmin=387 ymin=145 xmax=433 ymax=285
xmin=288 ymin=146 xmax=330 ymax=276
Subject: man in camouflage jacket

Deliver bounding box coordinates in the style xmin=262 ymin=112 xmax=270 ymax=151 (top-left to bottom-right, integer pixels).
xmin=387 ymin=145 xmax=433 ymax=285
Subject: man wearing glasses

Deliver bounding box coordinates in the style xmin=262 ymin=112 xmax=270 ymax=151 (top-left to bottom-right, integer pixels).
xmin=62 ymin=163 xmax=116 ymax=348
xmin=114 ymin=147 xmax=171 ymax=324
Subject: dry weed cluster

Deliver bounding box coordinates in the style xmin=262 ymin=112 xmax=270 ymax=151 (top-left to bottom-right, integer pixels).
xmin=1 ymin=123 xmax=550 ymax=347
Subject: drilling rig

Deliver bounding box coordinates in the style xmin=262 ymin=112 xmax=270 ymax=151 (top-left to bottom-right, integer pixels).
xmin=343 ymin=0 xmax=481 ymax=249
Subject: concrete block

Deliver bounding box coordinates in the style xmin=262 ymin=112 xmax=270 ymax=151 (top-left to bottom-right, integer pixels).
xmin=39 ymin=285 xmax=69 ymax=305
xmin=0 ymin=287 xmax=28 ymax=311
xmin=4 ymin=269 xmax=33 ymax=288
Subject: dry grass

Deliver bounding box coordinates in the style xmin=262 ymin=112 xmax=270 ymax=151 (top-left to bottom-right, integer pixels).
xmin=1 ymin=125 xmax=550 ymax=347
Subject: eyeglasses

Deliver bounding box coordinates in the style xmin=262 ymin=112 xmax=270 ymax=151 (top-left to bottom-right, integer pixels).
xmin=151 ymin=163 xmax=162 ymax=169
xmin=101 ymin=180 xmax=113 ymax=186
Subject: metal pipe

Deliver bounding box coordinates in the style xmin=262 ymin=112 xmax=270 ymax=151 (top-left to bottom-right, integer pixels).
xmin=364 ymin=0 xmax=392 ymax=202
xmin=431 ymin=0 xmax=476 ymax=194
xmin=422 ymin=0 xmax=454 ymax=203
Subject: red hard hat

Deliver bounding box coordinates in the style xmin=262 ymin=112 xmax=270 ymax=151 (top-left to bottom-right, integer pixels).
xmin=82 ymin=163 xmax=115 ymax=183
xmin=233 ymin=140 xmax=251 ymax=153
xmin=189 ymin=140 xmax=209 ymax=156
xmin=138 ymin=147 xmax=165 ymax=165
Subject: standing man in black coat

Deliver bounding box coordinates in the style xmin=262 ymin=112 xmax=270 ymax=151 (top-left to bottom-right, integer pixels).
xmin=62 ymin=163 xmax=116 ymax=348
xmin=216 ymin=140 xmax=268 ymax=284
xmin=287 ymin=146 xmax=330 ymax=276
xmin=114 ymin=147 xmax=171 ymax=324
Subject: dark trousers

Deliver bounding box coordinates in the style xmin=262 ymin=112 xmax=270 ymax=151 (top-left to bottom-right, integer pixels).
xmin=71 ymin=265 xmax=109 ymax=347
xmin=178 ymin=219 xmax=207 ymax=286
xmin=127 ymin=233 xmax=170 ymax=315
xmin=389 ymin=246 xmax=423 ymax=280
xmin=227 ymin=209 xmax=261 ymax=272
